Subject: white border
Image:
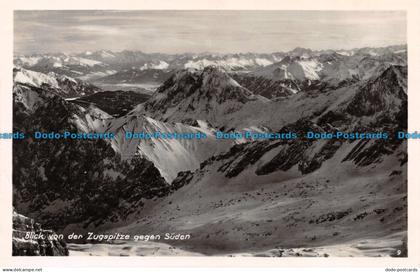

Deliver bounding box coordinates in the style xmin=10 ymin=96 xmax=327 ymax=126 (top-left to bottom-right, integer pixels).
xmin=1 ymin=0 xmax=419 ymax=268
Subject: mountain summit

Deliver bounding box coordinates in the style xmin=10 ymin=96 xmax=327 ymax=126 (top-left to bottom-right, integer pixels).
xmin=347 ymin=65 xmax=407 ymax=117
xmin=142 ymin=66 xmax=266 ymax=126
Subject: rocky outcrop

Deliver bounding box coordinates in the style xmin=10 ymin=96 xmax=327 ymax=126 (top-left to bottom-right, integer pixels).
xmin=12 ymin=209 xmax=68 ymax=256
xmin=171 ymin=171 xmax=195 ymax=190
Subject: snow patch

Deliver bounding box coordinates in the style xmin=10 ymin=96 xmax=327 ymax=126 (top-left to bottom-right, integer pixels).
xmin=297 ymin=60 xmax=323 ymax=80
xmin=140 ymin=61 xmax=169 ymax=70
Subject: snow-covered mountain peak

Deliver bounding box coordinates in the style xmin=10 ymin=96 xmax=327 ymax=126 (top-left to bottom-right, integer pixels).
xmin=369 ymin=65 xmax=407 ymax=96
xmin=347 ymin=65 xmax=407 ymax=117
xmin=13 ymin=67 xmax=100 ymax=98
xmin=14 ymin=67 xmax=59 ymax=89
xmin=152 ymin=66 xmax=256 ymax=105
xmin=201 ymin=66 xmax=237 ymax=86
xmin=140 ymin=66 xmax=266 ymax=127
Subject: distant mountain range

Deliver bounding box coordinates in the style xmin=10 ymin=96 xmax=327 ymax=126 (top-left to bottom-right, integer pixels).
xmin=14 ymin=45 xmax=406 ymax=91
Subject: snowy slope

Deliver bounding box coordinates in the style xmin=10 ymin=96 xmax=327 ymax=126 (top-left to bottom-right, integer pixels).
xmin=113 ymin=139 xmax=406 ymax=256
xmin=13 ymin=67 xmax=100 ymax=98
xmin=14 ymin=67 xmax=59 ymax=88
xmin=104 ymin=114 xmax=233 ymax=183
xmin=109 ymin=65 xmax=407 ymax=256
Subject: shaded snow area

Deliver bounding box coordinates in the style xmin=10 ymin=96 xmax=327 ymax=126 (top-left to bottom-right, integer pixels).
xmin=105 ymin=114 xmax=232 ymax=183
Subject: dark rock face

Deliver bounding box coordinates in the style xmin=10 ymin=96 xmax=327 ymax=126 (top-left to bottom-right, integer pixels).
xmin=347 ymin=66 xmax=407 ymax=117
xmin=256 ymin=140 xmax=313 ymax=175
xmin=342 ymin=139 xmax=391 ymax=166
xmin=308 ymin=209 xmax=353 ymax=224
xmin=143 ymin=69 xmax=203 ymax=114
xmin=13 ymin=84 xmax=169 ymax=231
xmin=299 ymin=140 xmax=343 ymax=174
xmin=216 ymin=141 xmax=282 ymax=178
xmin=13 ymin=209 xmax=69 ymax=256
xmin=171 ymin=171 xmax=194 ymax=190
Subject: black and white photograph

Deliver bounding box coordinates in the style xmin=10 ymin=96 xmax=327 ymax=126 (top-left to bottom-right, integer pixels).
xmin=11 ymin=10 xmax=408 ymax=258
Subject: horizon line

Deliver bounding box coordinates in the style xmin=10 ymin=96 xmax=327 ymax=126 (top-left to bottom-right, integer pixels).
xmin=13 ymin=44 xmax=407 ymax=57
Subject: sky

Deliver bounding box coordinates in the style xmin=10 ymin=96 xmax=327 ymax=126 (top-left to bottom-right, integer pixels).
xmin=14 ymin=10 xmax=406 ymax=55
